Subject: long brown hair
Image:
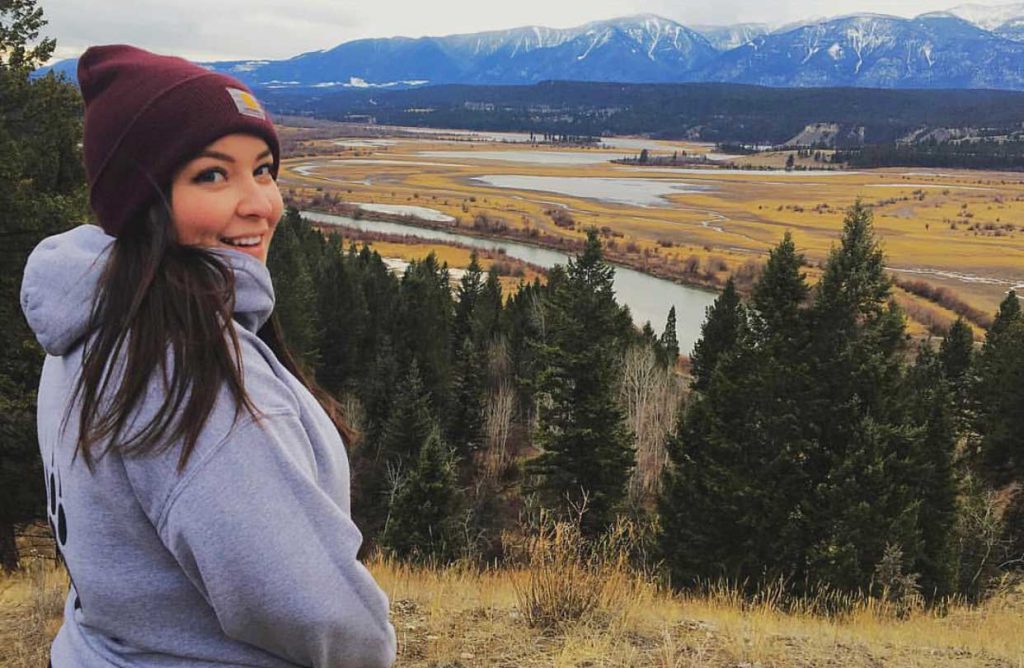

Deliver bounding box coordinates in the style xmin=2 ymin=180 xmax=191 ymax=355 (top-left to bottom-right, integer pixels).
xmin=63 ymin=192 xmax=353 ymax=474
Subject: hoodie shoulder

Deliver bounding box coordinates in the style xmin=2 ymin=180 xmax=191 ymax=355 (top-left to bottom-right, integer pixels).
xmin=20 ymin=224 xmax=114 ymax=357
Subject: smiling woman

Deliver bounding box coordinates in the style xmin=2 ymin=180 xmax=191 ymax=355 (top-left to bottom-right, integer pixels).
xmin=19 ymin=44 xmax=396 ymax=668
xmin=170 ymin=134 xmax=284 ymax=263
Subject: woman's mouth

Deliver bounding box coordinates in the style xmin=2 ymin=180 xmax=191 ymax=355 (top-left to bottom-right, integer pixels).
xmin=219 ymin=235 xmax=262 ymax=248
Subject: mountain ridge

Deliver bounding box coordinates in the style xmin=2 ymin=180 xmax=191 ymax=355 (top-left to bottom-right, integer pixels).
xmin=37 ymin=6 xmax=1024 ymax=91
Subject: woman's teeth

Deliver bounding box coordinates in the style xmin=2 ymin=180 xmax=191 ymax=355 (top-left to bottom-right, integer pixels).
xmin=221 ymin=236 xmax=261 ymax=247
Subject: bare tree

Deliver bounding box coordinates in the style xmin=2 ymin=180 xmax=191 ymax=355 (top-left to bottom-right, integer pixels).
xmin=618 ymin=344 xmax=684 ymax=503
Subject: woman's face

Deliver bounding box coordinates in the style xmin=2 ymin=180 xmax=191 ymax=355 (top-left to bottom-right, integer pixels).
xmin=170 ymin=133 xmax=282 ymax=264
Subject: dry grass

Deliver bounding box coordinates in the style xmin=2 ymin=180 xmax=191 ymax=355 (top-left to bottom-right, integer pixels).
xmin=3 ymin=549 xmax=1023 ymax=667
xmin=277 ymin=125 xmax=1024 ymax=322
xmin=0 ymin=558 xmax=68 ymax=667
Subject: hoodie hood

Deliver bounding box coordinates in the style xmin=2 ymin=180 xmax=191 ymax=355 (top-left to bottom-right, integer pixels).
xmin=19 ymin=224 xmax=275 ymax=357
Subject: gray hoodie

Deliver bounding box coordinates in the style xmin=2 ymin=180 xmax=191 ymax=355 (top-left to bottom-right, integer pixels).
xmin=19 ymin=224 xmax=397 ymax=667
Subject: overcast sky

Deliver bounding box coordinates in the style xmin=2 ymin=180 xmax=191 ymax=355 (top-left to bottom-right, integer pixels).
xmin=39 ymin=0 xmax=1017 ymax=64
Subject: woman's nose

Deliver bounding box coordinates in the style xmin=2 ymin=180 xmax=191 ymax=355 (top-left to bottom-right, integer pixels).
xmin=236 ymin=177 xmax=275 ymax=220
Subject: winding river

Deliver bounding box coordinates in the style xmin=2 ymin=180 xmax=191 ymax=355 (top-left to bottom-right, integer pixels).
xmin=301 ymin=210 xmax=719 ymax=354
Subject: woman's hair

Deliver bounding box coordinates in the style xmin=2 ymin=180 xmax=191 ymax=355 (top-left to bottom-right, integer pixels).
xmin=63 ymin=191 xmax=354 ymax=474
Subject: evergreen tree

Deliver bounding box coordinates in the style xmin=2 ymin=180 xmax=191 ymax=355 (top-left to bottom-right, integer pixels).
xmin=378 ymin=360 xmax=436 ymax=468
xmin=0 ymin=0 xmax=86 ymax=571
xmin=315 ymin=235 xmax=369 ymax=395
xmin=803 ymin=201 xmax=920 ymax=594
xmin=689 ymin=278 xmax=744 ymax=392
xmin=452 ymin=251 xmax=483 ymax=352
xmin=396 ymin=253 xmax=453 ymax=420
xmin=446 ymin=336 xmax=486 ymax=466
xmin=939 ymin=317 xmax=974 ymax=432
xmin=751 ymin=231 xmax=808 ymax=352
xmin=529 ymin=228 xmax=635 ymax=536
xmin=904 ymin=342 xmax=959 ymax=599
xmin=382 ymin=430 xmax=464 ymax=563
xmin=266 ymin=209 xmax=321 ymax=370
xmin=660 ymin=234 xmax=811 ymax=590
xmin=475 ymin=266 xmax=503 ymax=342
xmin=657 ymin=306 xmax=679 ymax=368
xmin=973 ymin=292 xmax=1024 ymax=484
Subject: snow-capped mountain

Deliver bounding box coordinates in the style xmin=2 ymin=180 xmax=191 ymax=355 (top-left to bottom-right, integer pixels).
xmin=39 ymin=10 xmax=1024 ymax=91
xmin=698 ymin=13 xmax=1024 ymax=89
xmin=945 ymin=2 xmax=1024 ymax=30
xmin=208 ymin=14 xmax=717 ymax=88
xmin=692 ymin=23 xmax=771 ymax=50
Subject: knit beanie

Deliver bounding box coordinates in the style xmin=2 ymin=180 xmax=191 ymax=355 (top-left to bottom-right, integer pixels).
xmin=77 ymin=44 xmax=281 ymax=237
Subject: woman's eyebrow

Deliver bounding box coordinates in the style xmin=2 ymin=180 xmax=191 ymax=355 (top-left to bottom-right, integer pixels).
xmin=196 ymin=149 xmax=273 ymax=163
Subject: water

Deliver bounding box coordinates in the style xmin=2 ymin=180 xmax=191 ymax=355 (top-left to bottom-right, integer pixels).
xmin=471 ymin=175 xmax=713 ymax=207
xmin=302 ymin=210 xmax=718 ymax=353
xmin=352 ymin=203 xmax=455 ymax=222
xmin=417 ymin=150 xmax=630 ymax=165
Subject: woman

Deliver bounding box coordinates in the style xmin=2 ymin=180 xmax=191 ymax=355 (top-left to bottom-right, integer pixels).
xmin=19 ymin=44 xmax=397 ymax=667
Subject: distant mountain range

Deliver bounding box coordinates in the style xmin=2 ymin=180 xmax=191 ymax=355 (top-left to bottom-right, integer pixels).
xmin=40 ymin=5 xmax=1024 ymax=90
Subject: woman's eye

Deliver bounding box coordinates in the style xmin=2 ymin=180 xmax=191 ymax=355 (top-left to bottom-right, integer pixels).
xmin=255 ymin=163 xmax=274 ymax=178
xmin=194 ymin=168 xmax=226 ymax=184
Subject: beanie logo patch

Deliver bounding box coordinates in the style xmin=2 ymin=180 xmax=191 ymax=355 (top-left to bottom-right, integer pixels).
xmin=227 ymin=88 xmax=266 ymax=120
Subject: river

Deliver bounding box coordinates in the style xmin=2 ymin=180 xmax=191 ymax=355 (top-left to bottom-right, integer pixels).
xmin=301 ymin=210 xmax=719 ymax=354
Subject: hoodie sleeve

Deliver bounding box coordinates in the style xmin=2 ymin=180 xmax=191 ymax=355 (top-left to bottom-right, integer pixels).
xmin=156 ymin=410 xmax=397 ymax=668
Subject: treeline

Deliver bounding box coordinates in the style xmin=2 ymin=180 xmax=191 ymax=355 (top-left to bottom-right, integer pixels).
xmin=264 ymin=202 xmax=1024 ymax=608
xmin=835 ymin=139 xmax=1024 ymax=170
xmin=259 ymin=80 xmax=1024 ymax=146
xmin=662 ymin=209 xmax=1023 ymax=605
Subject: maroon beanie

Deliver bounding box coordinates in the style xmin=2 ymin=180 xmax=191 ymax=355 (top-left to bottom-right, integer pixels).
xmin=77 ymin=44 xmax=281 ymax=237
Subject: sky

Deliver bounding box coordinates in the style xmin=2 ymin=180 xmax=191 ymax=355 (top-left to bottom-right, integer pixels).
xmin=37 ymin=0 xmax=1021 ymax=64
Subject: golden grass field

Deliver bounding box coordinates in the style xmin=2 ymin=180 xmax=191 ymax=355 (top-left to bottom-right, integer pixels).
xmin=276 ymin=122 xmax=1024 ymax=336
xmin=5 ymin=543 xmax=1024 ymax=667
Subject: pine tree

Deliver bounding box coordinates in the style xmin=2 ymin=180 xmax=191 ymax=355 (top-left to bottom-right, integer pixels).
xmin=0 ymin=0 xmax=87 ymax=571
xmin=656 ymin=306 xmax=679 ymax=368
xmin=751 ymin=231 xmax=808 ymax=352
xmin=396 ymin=253 xmax=454 ymax=420
xmin=903 ymin=342 xmax=958 ymax=599
xmin=689 ymin=278 xmax=744 ymax=391
xmin=803 ymin=201 xmax=919 ymax=594
xmin=382 ymin=430 xmax=464 ymax=563
xmin=529 ymin=228 xmax=635 ymax=536
xmin=452 ymin=251 xmax=483 ymax=352
xmin=447 ymin=336 xmax=486 ymax=466
xmin=939 ymin=317 xmax=974 ymax=432
xmin=266 ymin=210 xmax=322 ymax=370
xmin=973 ymin=291 xmax=1024 ymax=484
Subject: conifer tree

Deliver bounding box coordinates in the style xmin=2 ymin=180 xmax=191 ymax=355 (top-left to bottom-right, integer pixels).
xmin=973 ymin=291 xmax=1024 ymax=484
xmin=452 ymin=251 xmax=483 ymax=353
xmin=378 ymin=360 xmax=436 ymax=468
xmin=382 ymin=430 xmax=464 ymax=563
xmin=657 ymin=306 xmax=679 ymax=368
xmin=476 ymin=266 xmax=503 ymax=342
xmin=904 ymin=342 xmax=958 ymax=599
xmin=447 ymin=336 xmax=486 ymax=466
xmin=529 ymin=228 xmax=635 ymax=536
xmin=315 ymin=239 xmax=369 ymax=395
xmin=939 ymin=317 xmax=974 ymax=432
xmin=397 ymin=253 xmax=454 ymax=420
xmin=266 ymin=210 xmax=321 ymax=370
xmin=803 ymin=201 xmax=920 ymax=593
xmin=1 ymin=0 xmax=86 ymax=571
xmin=689 ymin=278 xmax=744 ymax=391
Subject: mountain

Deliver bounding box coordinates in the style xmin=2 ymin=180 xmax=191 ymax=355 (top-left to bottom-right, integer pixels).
xmin=208 ymin=15 xmax=717 ymax=88
xmin=36 ymin=11 xmax=1024 ymax=91
xmin=945 ymin=2 xmax=1024 ymax=30
xmin=692 ymin=23 xmax=771 ymax=50
xmin=699 ymin=13 xmax=1024 ymax=89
